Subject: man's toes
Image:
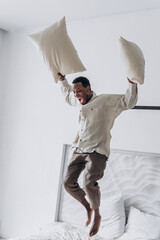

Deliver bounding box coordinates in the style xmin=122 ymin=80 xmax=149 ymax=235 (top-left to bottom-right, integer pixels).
xmin=90 ymin=230 xmax=97 ymax=237
xmin=86 ymin=219 xmax=90 ymax=226
xmin=89 ymin=225 xmax=98 ymax=237
xmin=86 ymin=209 xmax=93 ymax=226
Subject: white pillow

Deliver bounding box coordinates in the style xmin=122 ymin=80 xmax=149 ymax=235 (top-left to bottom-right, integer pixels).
xmin=29 ymin=17 xmax=86 ymax=83
xmin=119 ymin=206 xmax=160 ymax=240
xmin=99 ymin=194 xmax=125 ymax=239
xmin=119 ymin=36 xmax=145 ymax=85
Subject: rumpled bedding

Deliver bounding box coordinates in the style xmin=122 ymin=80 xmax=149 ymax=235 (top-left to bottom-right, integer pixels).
xmin=9 ymin=222 xmax=111 ymax=240
xmin=8 ymin=222 xmax=157 ymax=240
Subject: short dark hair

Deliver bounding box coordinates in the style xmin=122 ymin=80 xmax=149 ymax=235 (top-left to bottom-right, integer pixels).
xmin=72 ymin=76 xmax=91 ymax=88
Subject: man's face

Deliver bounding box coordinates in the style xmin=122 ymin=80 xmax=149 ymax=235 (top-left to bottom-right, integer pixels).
xmin=73 ymin=82 xmax=91 ymax=105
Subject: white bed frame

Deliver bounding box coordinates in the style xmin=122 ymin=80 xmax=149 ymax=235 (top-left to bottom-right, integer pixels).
xmin=55 ymin=144 xmax=160 ymax=226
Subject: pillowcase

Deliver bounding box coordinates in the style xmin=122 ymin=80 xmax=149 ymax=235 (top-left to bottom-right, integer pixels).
xmin=29 ymin=17 xmax=86 ymax=83
xmin=119 ymin=206 xmax=160 ymax=240
xmin=99 ymin=194 xmax=125 ymax=239
xmin=119 ymin=36 xmax=145 ymax=85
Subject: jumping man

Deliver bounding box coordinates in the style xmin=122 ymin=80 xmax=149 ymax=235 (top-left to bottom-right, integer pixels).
xmin=57 ymin=73 xmax=138 ymax=237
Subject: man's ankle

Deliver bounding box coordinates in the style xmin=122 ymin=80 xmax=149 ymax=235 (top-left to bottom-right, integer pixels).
xmin=94 ymin=208 xmax=101 ymax=218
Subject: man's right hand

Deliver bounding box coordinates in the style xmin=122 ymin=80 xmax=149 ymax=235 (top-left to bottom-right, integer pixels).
xmin=58 ymin=73 xmax=65 ymax=81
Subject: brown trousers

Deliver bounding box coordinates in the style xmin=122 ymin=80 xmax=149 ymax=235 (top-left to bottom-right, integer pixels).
xmin=63 ymin=149 xmax=108 ymax=209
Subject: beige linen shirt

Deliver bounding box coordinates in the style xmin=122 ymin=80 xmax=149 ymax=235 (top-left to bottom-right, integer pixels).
xmin=59 ymin=79 xmax=138 ymax=157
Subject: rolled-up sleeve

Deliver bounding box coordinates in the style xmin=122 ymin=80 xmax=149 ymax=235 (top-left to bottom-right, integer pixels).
xmin=58 ymin=79 xmax=78 ymax=107
xmin=115 ymin=82 xmax=138 ymax=117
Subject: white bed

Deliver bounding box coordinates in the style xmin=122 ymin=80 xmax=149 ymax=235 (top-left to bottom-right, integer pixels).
xmin=10 ymin=144 xmax=160 ymax=240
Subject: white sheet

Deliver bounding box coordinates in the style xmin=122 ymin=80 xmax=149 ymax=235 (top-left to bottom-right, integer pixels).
xmin=9 ymin=221 xmax=159 ymax=240
xmin=9 ymin=222 xmax=115 ymax=240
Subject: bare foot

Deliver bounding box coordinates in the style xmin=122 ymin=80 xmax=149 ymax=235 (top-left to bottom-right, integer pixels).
xmin=89 ymin=214 xmax=101 ymax=237
xmin=86 ymin=209 xmax=93 ymax=226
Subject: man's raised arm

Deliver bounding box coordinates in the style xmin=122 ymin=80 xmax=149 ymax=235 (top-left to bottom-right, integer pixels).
xmin=113 ymin=78 xmax=138 ymax=118
xmin=57 ymin=73 xmax=78 ymax=107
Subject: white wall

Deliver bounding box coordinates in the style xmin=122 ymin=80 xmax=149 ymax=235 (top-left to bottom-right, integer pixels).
xmin=0 ymin=8 xmax=160 ymax=238
xmin=0 ymin=29 xmax=78 ymax=238
xmin=0 ymin=29 xmax=3 ymax=50
xmin=0 ymin=29 xmax=6 ymax=115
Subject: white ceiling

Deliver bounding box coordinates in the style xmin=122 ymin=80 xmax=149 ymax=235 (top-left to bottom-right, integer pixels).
xmin=0 ymin=0 xmax=160 ymax=32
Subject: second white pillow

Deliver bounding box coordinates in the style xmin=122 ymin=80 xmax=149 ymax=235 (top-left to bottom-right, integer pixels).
xmin=119 ymin=206 xmax=160 ymax=240
xmin=119 ymin=36 xmax=145 ymax=85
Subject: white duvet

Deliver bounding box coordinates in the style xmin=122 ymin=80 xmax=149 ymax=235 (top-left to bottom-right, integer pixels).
xmin=9 ymin=222 xmax=158 ymax=240
xmin=9 ymin=222 xmax=114 ymax=240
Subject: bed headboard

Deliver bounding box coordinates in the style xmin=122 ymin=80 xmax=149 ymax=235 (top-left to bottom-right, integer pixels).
xmin=55 ymin=144 xmax=160 ymax=226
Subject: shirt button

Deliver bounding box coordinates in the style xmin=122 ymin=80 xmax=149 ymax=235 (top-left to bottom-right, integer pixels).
xmin=91 ymin=108 xmax=93 ymax=110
